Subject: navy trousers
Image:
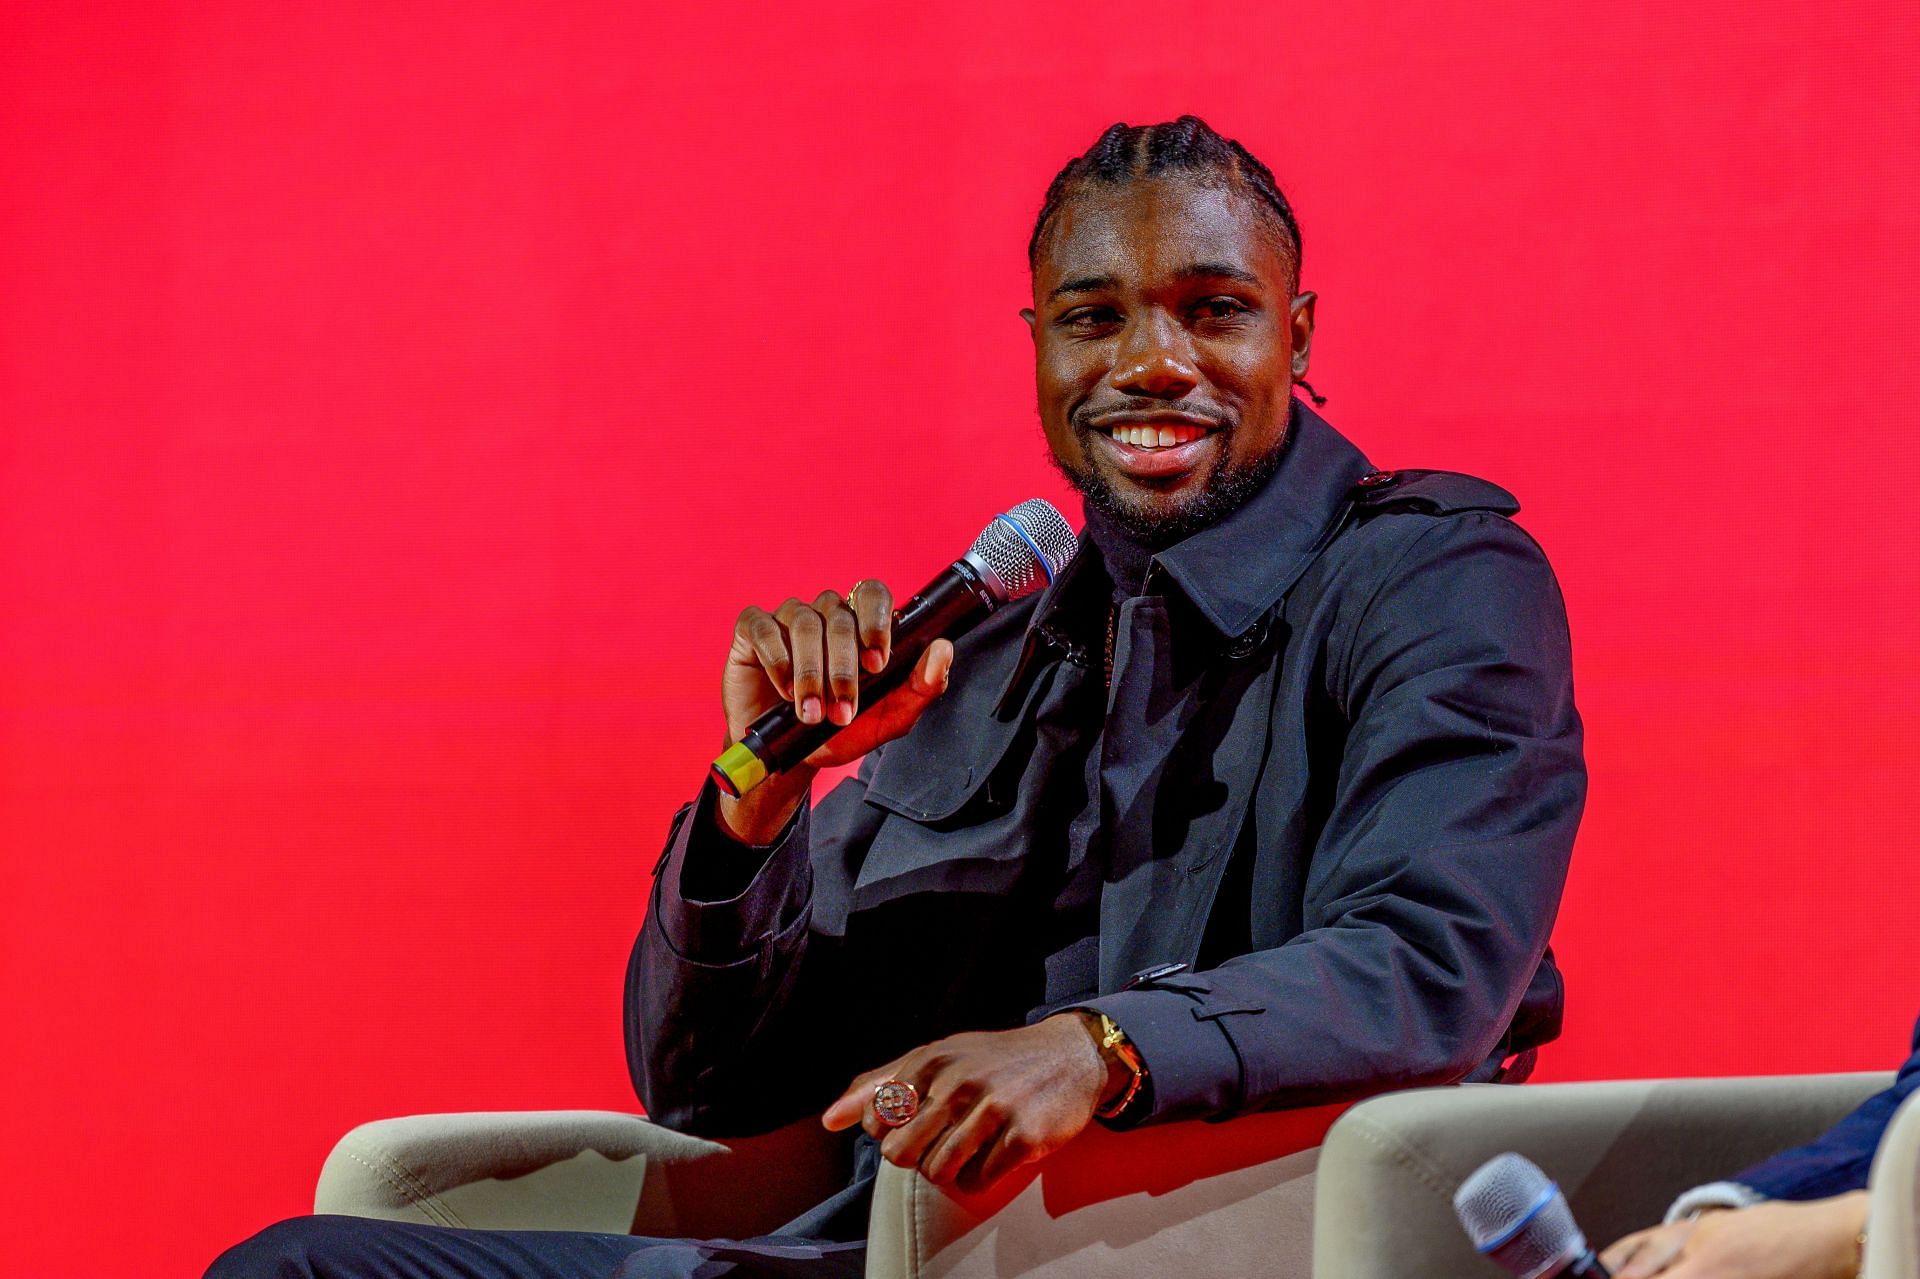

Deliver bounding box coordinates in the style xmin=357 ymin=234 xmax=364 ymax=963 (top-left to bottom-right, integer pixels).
xmin=205 ymin=1215 xmax=866 ymax=1279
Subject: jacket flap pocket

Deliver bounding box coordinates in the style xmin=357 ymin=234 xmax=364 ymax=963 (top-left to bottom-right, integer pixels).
xmin=851 ymin=662 xmax=1063 ymax=911
xmin=860 ymin=643 xmax=1054 ymax=823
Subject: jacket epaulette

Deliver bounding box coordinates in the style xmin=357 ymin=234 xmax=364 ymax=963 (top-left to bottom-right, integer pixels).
xmin=1348 ymin=468 xmax=1521 ymax=517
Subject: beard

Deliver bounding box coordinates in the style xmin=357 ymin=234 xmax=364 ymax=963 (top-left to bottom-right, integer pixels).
xmin=1050 ymin=421 xmax=1290 ymax=548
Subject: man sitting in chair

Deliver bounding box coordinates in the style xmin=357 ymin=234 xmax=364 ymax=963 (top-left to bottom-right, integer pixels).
xmin=209 ymin=115 xmax=1586 ymax=1279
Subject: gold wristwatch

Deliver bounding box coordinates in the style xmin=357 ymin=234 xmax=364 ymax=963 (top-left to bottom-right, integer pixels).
xmin=1089 ymin=1011 xmax=1148 ymax=1120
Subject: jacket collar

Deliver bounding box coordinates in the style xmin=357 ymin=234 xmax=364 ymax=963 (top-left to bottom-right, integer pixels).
xmin=1034 ymin=401 xmax=1373 ymax=642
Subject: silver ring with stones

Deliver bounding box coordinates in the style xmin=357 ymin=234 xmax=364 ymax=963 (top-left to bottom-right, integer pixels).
xmin=871 ymin=1079 xmax=920 ymax=1128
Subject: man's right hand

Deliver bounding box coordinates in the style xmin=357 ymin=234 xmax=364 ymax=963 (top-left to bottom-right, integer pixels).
xmin=715 ymin=581 xmax=954 ymax=846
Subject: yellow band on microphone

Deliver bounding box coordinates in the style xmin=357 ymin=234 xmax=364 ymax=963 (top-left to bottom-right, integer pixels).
xmin=711 ymin=742 xmax=768 ymax=798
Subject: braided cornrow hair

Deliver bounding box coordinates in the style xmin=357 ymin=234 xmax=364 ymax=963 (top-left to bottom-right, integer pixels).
xmin=1027 ymin=116 xmax=1322 ymax=404
xmin=1027 ymin=116 xmax=1304 ymax=279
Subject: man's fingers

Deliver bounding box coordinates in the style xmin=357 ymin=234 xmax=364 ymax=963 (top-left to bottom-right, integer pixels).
xmin=812 ymin=591 xmax=861 ymax=724
xmin=953 ymin=1121 xmax=1032 ymax=1195
xmin=911 ymin=638 xmax=954 ymax=697
xmin=879 ymin=1089 xmax=968 ymax=1170
xmin=822 ymin=1070 xmax=883 ymax=1132
xmin=1625 ymin=1239 xmax=1687 ymax=1279
xmin=775 ymin=599 xmax=826 ymax=724
xmin=919 ymin=1096 xmax=1002 ymax=1187
xmin=1599 ymin=1233 xmax=1648 ymax=1276
xmin=822 ymin=1061 xmax=891 ymax=1132
xmin=822 ymin=1055 xmax=915 ymax=1133
xmin=733 ymin=608 xmax=793 ymax=699
xmin=975 ymin=1121 xmax=1038 ymax=1189
xmin=1606 ymin=1224 xmax=1690 ymax=1279
xmin=821 ymin=1086 xmax=867 ymax=1133
xmin=849 ymin=581 xmax=894 ymax=673
xmin=791 ymin=635 xmax=957 ymax=771
xmin=872 ymin=640 xmax=952 ymax=731
xmin=827 ymin=639 xmax=955 ymax=750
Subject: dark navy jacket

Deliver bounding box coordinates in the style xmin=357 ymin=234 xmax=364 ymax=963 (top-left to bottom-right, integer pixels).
xmin=1739 ymin=1014 xmax=1920 ymax=1199
xmin=628 ymin=405 xmax=1586 ymax=1140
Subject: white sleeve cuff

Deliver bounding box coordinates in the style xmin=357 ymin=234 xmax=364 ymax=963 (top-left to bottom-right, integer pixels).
xmin=1663 ymin=1181 xmax=1766 ymax=1224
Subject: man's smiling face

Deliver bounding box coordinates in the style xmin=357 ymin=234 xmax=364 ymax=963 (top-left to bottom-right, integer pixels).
xmin=1026 ymin=176 xmax=1314 ymax=544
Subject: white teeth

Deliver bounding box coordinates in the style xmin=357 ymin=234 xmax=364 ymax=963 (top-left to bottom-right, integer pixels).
xmin=1110 ymin=423 xmax=1208 ymax=448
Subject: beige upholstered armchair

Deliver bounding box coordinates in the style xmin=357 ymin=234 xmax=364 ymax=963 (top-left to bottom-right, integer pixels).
xmin=1316 ymin=1073 xmax=1917 ymax=1279
xmin=316 ymin=1076 xmax=1919 ymax=1278
xmin=315 ymin=1104 xmax=1341 ymax=1277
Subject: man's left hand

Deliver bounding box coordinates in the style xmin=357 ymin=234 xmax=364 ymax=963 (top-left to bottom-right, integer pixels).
xmin=822 ymin=1015 xmax=1110 ymax=1193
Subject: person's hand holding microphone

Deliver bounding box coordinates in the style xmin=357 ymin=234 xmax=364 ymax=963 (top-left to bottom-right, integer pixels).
xmin=707 ymin=499 xmax=1077 ymax=845
xmin=714 ymin=581 xmax=956 ymax=847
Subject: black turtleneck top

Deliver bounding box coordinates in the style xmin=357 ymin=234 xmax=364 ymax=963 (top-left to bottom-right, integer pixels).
xmin=1079 ymin=503 xmax=1161 ymax=603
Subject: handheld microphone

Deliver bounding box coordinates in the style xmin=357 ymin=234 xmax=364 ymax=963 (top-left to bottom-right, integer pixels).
xmin=710 ymin=498 xmax=1079 ymax=798
xmin=1454 ymin=1153 xmax=1612 ymax=1278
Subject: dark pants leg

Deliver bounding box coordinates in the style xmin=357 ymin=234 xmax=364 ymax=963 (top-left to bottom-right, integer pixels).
xmin=206 ymin=1215 xmax=866 ymax=1279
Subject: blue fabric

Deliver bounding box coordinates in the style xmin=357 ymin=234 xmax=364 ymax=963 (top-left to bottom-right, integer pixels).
xmin=1737 ymin=1012 xmax=1920 ymax=1201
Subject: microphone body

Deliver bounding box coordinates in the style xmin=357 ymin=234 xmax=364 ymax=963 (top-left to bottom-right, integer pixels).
xmin=711 ymin=500 xmax=1077 ymax=798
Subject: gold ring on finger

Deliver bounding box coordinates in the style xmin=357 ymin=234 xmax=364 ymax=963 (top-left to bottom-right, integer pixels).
xmin=872 ymin=1079 xmax=920 ymax=1128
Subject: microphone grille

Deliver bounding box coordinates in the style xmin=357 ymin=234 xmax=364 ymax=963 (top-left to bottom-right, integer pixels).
xmin=1453 ymin=1153 xmax=1588 ymax=1279
xmin=964 ymin=499 xmax=1079 ymax=603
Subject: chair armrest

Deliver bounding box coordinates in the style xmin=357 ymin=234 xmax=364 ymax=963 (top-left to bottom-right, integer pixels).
xmin=1313 ymin=1072 xmax=1895 ymax=1279
xmin=1866 ymin=1088 xmax=1920 ymax=1279
xmin=316 ymin=1110 xmax=851 ymax=1237
xmin=866 ymin=1103 xmax=1345 ymax=1279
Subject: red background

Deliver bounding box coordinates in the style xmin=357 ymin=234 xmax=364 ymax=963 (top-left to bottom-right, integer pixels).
xmin=3 ymin=3 xmax=1917 ymax=1274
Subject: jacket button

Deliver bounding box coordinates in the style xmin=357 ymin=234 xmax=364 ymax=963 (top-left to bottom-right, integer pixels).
xmin=1225 ymin=619 xmax=1267 ymax=658
xmin=1356 ymin=469 xmax=1397 ymax=489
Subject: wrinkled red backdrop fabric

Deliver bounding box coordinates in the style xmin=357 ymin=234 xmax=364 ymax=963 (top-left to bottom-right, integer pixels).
xmin=3 ymin=3 xmax=1917 ymax=1273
